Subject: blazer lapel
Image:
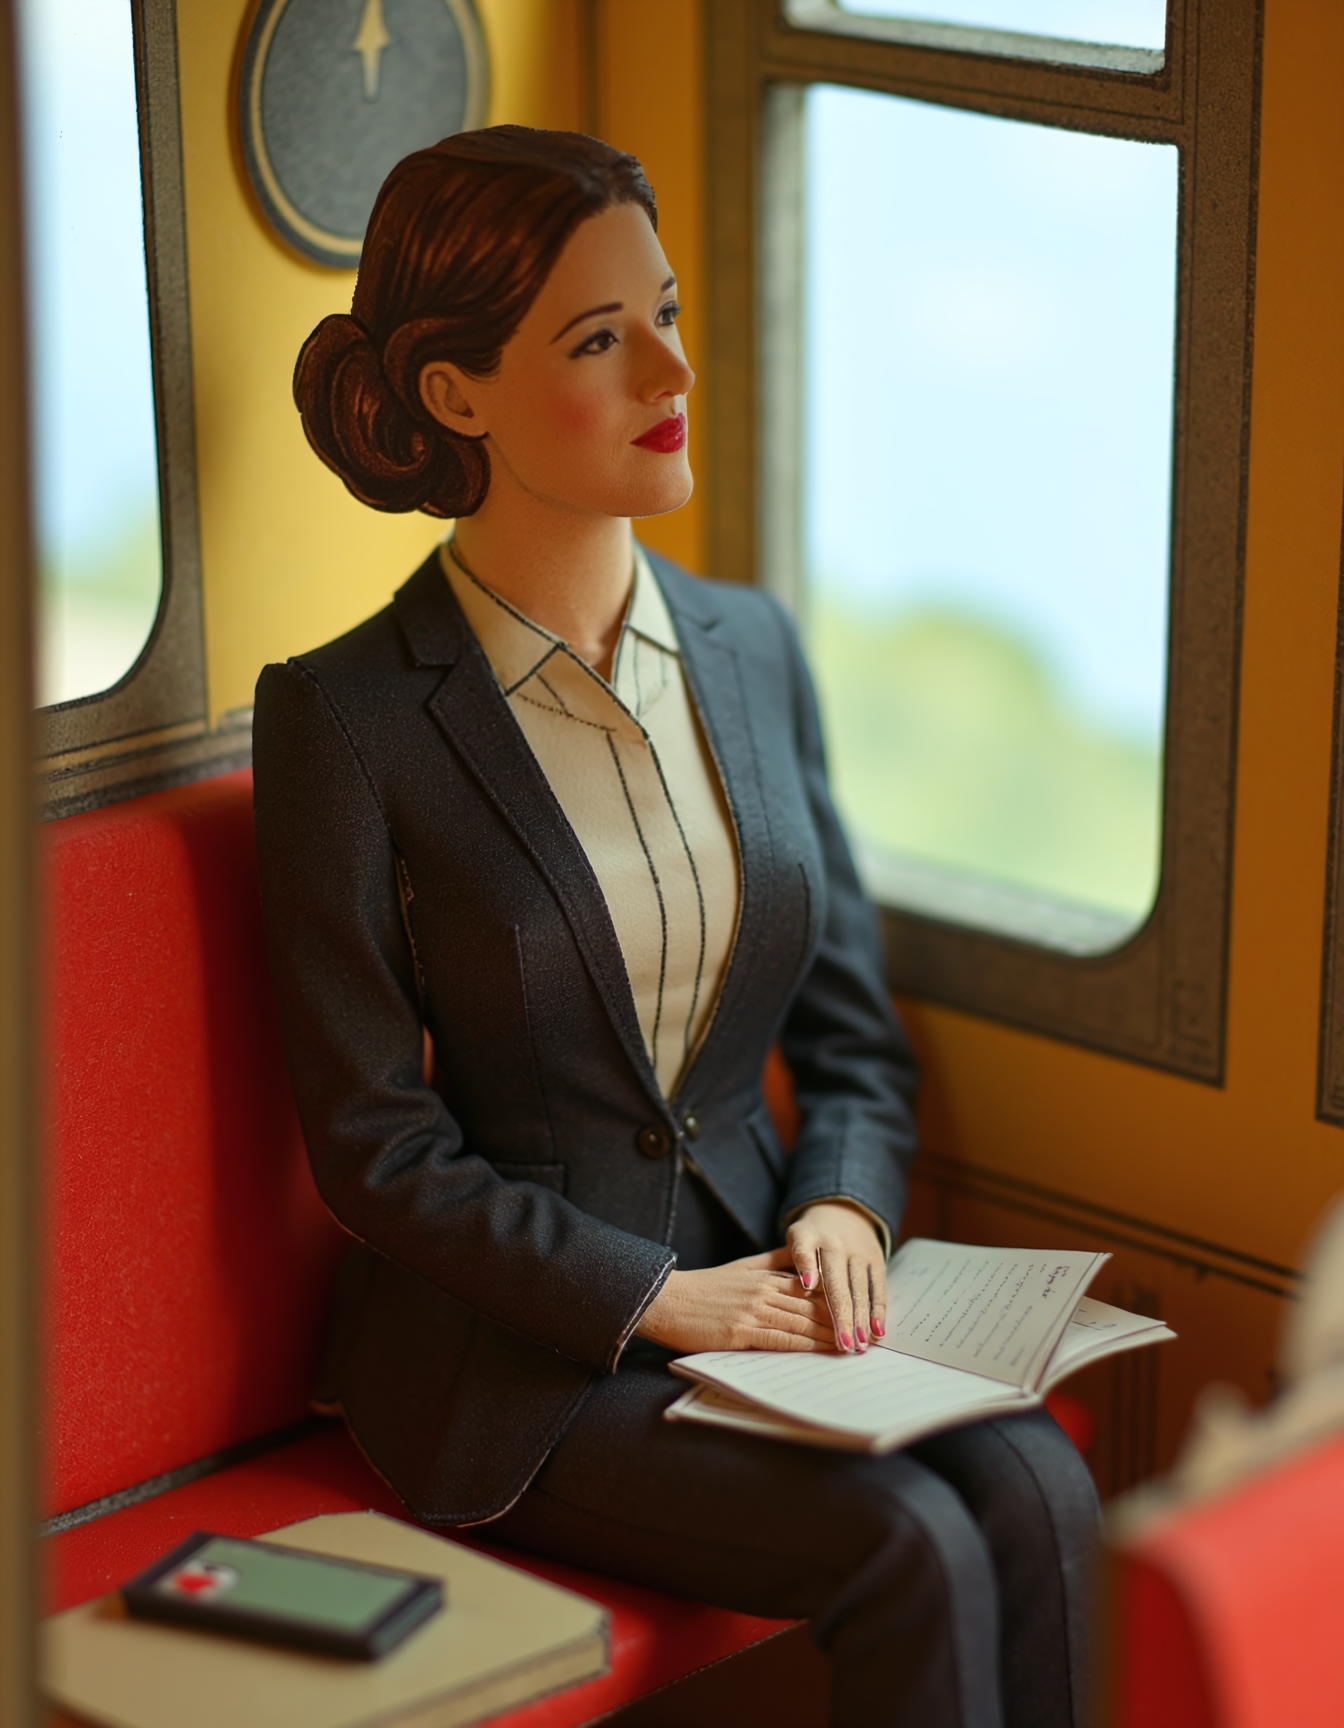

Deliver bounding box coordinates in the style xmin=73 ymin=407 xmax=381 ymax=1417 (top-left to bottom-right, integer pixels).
xmin=646 ymin=553 xmax=777 ymax=1092
xmin=394 ymin=557 xmax=667 ymax=1115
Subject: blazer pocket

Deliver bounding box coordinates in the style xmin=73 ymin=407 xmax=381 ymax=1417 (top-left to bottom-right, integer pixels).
xmin=743 ymin=1103 xmax=787 ymax=1183
xmin=489 ymin=1160 xmax=567 ymax=1196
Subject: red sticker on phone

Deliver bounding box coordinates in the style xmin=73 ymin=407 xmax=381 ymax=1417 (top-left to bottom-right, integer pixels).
xmin=163 ymin=1561 xmax=240 ymax=1600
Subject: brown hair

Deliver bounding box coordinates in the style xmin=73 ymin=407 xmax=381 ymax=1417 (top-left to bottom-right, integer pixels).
xmin=294 ymin=126 xmax=658 ymax=518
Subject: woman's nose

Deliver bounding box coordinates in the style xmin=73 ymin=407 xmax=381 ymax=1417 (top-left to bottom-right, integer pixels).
xmin=640 ymin=334 xmax=695 ymax=401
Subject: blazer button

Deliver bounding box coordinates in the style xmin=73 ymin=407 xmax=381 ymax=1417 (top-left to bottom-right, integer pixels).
xmin=637 ymin=1125 xmax=673 ymax=1159
xmin=682 ymin=1114 xmax=702 ymax=1141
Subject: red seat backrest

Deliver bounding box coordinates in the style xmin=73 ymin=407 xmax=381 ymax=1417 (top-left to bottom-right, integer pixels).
xmin=45 ymin=769 xmax=346 ymax=1519
xmin=1113 ymin=1432 xmax=1344 ymax=1728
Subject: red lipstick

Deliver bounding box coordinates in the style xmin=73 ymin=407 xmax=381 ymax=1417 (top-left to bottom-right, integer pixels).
xmin=632 ymin=412 xmax=687 ymax=453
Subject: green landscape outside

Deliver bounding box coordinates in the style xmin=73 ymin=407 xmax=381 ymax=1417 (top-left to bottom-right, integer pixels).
xmin=808 ymin=596 xmax=1163 ymax=921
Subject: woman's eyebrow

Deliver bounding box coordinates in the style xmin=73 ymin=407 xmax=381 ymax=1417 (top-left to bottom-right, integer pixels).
xmin=550 ymin=302 xmax=622 ymax=343
xmin=548 ymin=278 xmax=678 ymax=345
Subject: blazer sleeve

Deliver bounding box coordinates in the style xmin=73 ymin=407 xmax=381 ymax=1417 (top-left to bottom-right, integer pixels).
xmin=252 ymin=659 xmax=673 ymax=1375
xmin=767 ymin=601 xmax=921 ymax=1247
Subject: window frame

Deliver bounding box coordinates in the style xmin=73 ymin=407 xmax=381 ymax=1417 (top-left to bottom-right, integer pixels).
xmin=704 ymin=0 xmax=1263 ymax=1082
xmin=34 ymin=0 xmax=247 ymax=821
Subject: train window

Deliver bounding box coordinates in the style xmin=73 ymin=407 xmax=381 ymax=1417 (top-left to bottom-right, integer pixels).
xmin=18 ymin=0 xmax=163 ymax=708
xmin=785 ymin=0 xmax=1167 ymax=69
xmin=30 ymin=0 xmax=237 ymax=820
xmin=831 ymin=1 xmax=1165 ymax=53
xmin=707 ymin=0 xmax=1260 ymax=1078
xmin=799 ymin=86 xmax=1177 ymax=955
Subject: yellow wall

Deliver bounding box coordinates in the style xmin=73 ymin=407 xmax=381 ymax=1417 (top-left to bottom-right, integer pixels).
xmin=178 ymin=0 xmax=1344 ymax=1469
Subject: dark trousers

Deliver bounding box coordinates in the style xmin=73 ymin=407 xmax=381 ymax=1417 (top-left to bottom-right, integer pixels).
xmin=491 ymin=1346 xmax=1100 ymax=1728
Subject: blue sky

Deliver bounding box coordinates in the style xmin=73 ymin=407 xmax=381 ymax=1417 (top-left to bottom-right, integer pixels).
xmin=803 ymin=84 xmax=1179 ymax=744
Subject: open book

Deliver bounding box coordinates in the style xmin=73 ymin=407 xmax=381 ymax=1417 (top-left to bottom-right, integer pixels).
xmin=666 ymin=1238 xmax=1175 ymax=1454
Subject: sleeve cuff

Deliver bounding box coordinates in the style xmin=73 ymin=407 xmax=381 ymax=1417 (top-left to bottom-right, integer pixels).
xmin=782 ymin=1196 xmax=892 ymax=1261
xmin=608 ymin=1255 xmax=676 ymax=1371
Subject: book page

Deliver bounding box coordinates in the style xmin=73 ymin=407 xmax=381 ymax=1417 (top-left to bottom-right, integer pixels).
xmin=1041 ymin=1295 xmax=1177 ymax=1387
xmin=671 ymin=1342 xmax=1026 ymax=1450
xmin=665 ymin=1383 xmax=877 ymax=1451
xmin=879 ymin=1239 xmax=1109 ymax=1390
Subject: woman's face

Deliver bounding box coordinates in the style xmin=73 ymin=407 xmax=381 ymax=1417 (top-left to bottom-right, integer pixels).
xmin=420 ymin=201 xmax=694 ymax=520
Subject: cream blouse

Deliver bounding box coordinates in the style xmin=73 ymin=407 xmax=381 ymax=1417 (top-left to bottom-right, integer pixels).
xmin=441 ymin=541 xmax=740 ymax=1100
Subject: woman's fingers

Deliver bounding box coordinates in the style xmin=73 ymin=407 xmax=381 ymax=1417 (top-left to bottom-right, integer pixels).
xmin=765 ymin=1289 xmax=833 ymax=1333
xmin=870 ymin=1258 xmax=889 ymax=1341
xmin=752 ymin=1288 xmax=834 ymax=1350
xmin=746 ymin=1326 xmax=832 ymax=1352
xmin=850 ymin=1254 xmax=872 ymax=1349
xmin=809 ymin=1240 xmax=884 ymax=1353
xmin=789 ymin=1235 xmax=821 ymax=1294
xmin=819 ymin=1244 xmax=856 ymax=1350
xmin=786 ymin=1202 xmax=889 ymax=1354
xmin=743 ymin=1279 xmax=834 ymax=1350
xmin=788 ymin=1229 xmax=866 ymax=1353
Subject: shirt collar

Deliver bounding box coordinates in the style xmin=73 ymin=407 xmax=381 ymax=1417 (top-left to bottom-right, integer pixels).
xmin=624 ymin=548 xmax=680 ymax=656
xmin=439 ymin=540 xmax=680 ymax=696
xmin=439 ymin=541 xmax=554 ymax=694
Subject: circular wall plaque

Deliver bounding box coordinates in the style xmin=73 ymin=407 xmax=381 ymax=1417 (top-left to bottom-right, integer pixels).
xmin=240 ymin=0 xmax=488 ymax=269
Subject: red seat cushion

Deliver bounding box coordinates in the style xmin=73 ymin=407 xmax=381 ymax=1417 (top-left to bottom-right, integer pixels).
xmin=38 ymin=771 xmax=830 ymax=1723
xmin=1044 ymin=1391 xmax=1095 ymax=1455
xmin=45 ymin=770 xmax=346 ymax=1518
xmin=1113 ymin=1433 xmax=1344 ymax=1728
xmin=46 ymin=1423 xmax=795 ymax=1728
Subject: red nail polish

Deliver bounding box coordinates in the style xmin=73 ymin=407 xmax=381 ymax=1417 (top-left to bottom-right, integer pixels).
xmin=856 ymin=1326 xmax=867 ymax=1345
xmin=801 ymin=1271 xmax=814 ymax=1289
xmin=840 ymin=1330 xmax=853 ymax=1351
xmin=873 ymin=1318 xmax=886 ymax=1338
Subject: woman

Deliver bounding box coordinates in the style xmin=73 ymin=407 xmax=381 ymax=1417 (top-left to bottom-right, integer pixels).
xmin=254 ymin=125 xmax=1099 ymax=1728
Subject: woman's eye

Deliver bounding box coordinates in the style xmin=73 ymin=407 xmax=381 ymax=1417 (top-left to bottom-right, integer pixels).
xmin=657 ymin=301 xmax=682 ymax=327
xmin=571 ymin=328 xmax=618 ymax=357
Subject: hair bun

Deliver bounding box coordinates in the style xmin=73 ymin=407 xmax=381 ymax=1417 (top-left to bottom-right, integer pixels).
xmin=293 ymin=312 xmax=488 ymax=517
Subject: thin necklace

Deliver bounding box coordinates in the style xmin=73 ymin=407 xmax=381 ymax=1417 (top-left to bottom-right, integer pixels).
xmin=445 ymin=535 xmax=478 ymax=582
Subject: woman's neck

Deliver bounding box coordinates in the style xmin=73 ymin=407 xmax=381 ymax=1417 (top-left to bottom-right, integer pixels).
xmin=451 ymin=465 xmax=634 ymax=679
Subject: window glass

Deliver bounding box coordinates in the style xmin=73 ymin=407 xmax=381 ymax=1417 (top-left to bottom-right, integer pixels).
xmin=19 ymin=0 xmax=163 ymax=709
xmin=839 ymin=0 xmax=1166 ymax=50
xmin=801 ymin=86 xmax=1177 ymax=949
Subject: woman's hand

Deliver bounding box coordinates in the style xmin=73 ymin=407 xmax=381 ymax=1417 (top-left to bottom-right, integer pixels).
xmin=634 ymin=1248 xmax=836 ymax=1355
xmin=787 ymin=1201 xmax=887 ymax=1354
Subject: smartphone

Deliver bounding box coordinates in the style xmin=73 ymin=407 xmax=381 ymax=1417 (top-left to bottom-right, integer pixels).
xmin=121 ymin=1530 xmax=444 ymax=1660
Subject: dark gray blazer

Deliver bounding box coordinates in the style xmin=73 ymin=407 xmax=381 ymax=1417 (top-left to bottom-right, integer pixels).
xmin=252 ymin=547 xmax=918 ymax=1526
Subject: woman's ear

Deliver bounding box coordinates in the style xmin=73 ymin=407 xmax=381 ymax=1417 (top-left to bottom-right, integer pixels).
xmin=420 ymin=362 xmax=487 ymax=436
